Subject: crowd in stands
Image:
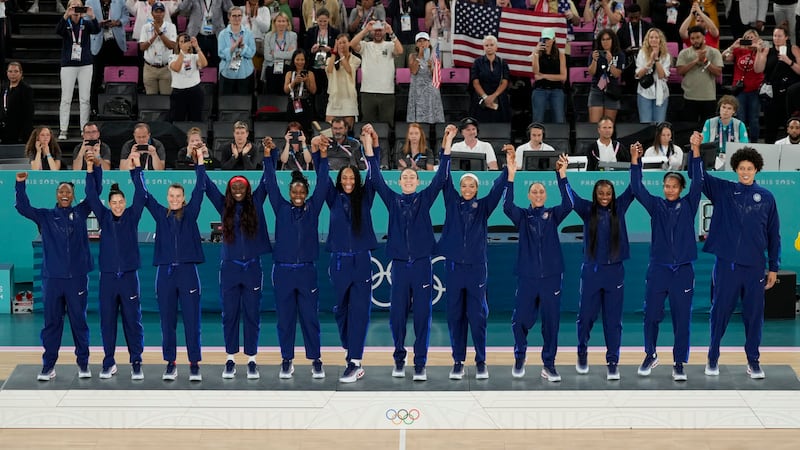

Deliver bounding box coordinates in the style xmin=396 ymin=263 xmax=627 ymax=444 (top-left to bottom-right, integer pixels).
xmin=1 ymin=0 xmax=800 ymax=172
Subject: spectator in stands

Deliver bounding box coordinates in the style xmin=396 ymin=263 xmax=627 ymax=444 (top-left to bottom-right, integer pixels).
xmin=773 ymin=0 xmax=797 ymax=45
xmin=697 ymin=0 xmax=720 ymax=28
xmin=650 ymin=0 xmax=688 ymax=45
xmin=220 ymin=120 xmax=264 ymax=170
xmin=284 ymin=49 xmax=317 ymax=134
xmin=387 ymin=0 xmax=427 ymax=68
xmin=262 ymin=12 xmax=297 ymax=94
xmin=265 ymin=0 xmax=293 ymax=25
xmin=127 ymin=0 xmax=178 ymax=42
xmin=305 ymin=8 xmax=339 ymax=115
xmin=679 ymin=2 xmax=719 ymax=49
xmin=407 ymin=32 xmax=444 ymax=124
xmin=177 ymin=0 xmax=234 ymax=68
xmin=348 ymin=0 xmax=386 ymax=36
xmin=243 ymin=0 xmax=272 ymax=78
xmin=318 ymin=117 xmax=366 ymax=170
xmin=397 ymin=122 xmax=434 ymax=171
xmin=56 ymin=0 xmax=101 ymax=141
xmin=351 ymin=20 xmax=403 ymax=130
xmin=531 ymin=28 xmax=566 ymax=124
xmin=29 ymin=0 xmax=66 ymax=13
xmin=775 ymin=117 xmax=800 ymax=144
xmin=676 ymin=25 xmax=723 ymax=125
xmin=470 ymin=35 xmax=510 ymax=123
xmin=702 ymin=95 xmax=750 ymax=167
xmin=644 ymin=121 xmax=684 ymax=170
xmin=585 ymin=115 xmax=628 ymax=171
xmin=583 ymin=0 xmax=624 ymax=37
xmin=617 ymin=4 xmax=651 ymax=93
xmin=725 ymin=0 xmax=768 ymax=40
xmin=635 ymin=28 xmax=670 ymax=124
xmin=168 ymin=33 xmax=208 ymax=122
xmin=514 ymin=122 xmax=555 ymax=170
xmin=72 ymin=122 xmax=111 ymax=170
xmin=754 ymin=24 xmax=800 ymax=144
xmin=279 ymin=121 xmax=312 ymax=170
xmin=530 ymin=0 xmax=580 ymax=57
xmin=587 ymin=28 xmax=624 ymax=124
xmin=722 ymin=29 xmax=764 ymax=143
xmin=451 ymin=117 xmax=498 ymax=170
xmin=219 ymin=7 xmax=257 ymax=95
xmin=302 ymin=0 xmax=340 ymax=30
xmin=88 ymin=0 xmax=128 ymax=113
xmin=0 ymin=62 xmax=35 ymax=145
xmin=119 ymin=123 xmax=167 ymax=170
xmin=325 ymin=34 xmax=361 ymax=127
xmin=179 ymin=127 xmax=221 ymax=169
xmin=425 ymin=0 xmax=451 ymax=66
xmin=26 ymin=126 xmax=62 ymax=171
xmin=139 ymin=2 xmax=177 ymax=95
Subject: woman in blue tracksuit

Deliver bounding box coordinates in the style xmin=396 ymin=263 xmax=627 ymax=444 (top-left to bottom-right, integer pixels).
xmin=572 ymin=173 xmax=634 ymax=380
xmin=264 ymin=141 xmax=330 ymax=380
xmin=504 ymin=151 xmax=572 ymax=382
xmin=204 ymin=142 xmax=272 ymax=380
xmin=363 ymin=123 xmax=451 ymax=381
xmin=143 ymin=150 xmax=207 ymax=382
xmin=437 ymin=130 xmax=507 ymax=381
xmin=311 ymin=133 xmax=378 ymax=384
xmin=629 ymin=142 xmax=702 ymax=382
xmin=687 ymin=132 xmax=780 ymax=379
xmin=85 ymin=151 xmax=146 ymax=381
xmin=15 ymin=172 xmax=93 ymax=381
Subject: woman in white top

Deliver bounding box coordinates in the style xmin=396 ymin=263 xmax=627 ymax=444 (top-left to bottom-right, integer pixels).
xmin=168 ymin=33 xmax=208 ymax=122
xmin=325 ymin=33 xmax=360 ymax=127
xmin=635 ymin=28 xmax=670 ymax=125
xmin=644 ymin=122 xmax=685 ymax=171
xmin=261 ymin=12 xmax=297 ymax=94
xmin=243 ymin=0 xmax=272 ymax=76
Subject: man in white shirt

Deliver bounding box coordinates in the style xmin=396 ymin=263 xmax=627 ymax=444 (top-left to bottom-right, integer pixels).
xmin=514 ymin=122 xmax=555 ymax=169
xmin=139 ymin=2 xmax=178 ymax=95
xmin=127 ymin=0 xmax=178 ymax=41
xmin=350 ymin=20 xmax=403 ymax=128
xmin=775 ymin=117 xmax=800 ymax=145
xmin=586 ymin=115 xmax=629 ymax=171
xmin=451 ymin=117 xmax=498 ymax=170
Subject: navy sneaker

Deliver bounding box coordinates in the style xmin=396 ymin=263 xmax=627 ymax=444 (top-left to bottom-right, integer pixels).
xmin=162 ymin=361 xmax=177 ymax=381
xmin=99 ymin=364 xmax=117 ymax=379
xmin=412 ymin=365 xmax=427 ymax=381
xmin=607 ymin=362 xmax=620 ymax=381
xmin=37 ymin=366 xmax=55 ymax=381
xmin=512 ymin=358 xmax=526 ymax=378
xmin=576 ymin=353 xmax=589 ymax=374
xmin=747 ymin=362 xmax=765 ymax=379
xmin=637 ymin=353 xmax=659 ymax=376
xmin=131 ymin=361 xmax=144 ymax=380
xmin=705 ymin=359 xmax=719 ymax=376
xmin=672 ymin=363 xmax=687 ymax=381
xmin=449 ymin=362 xmax=465 ymax=380
xmin=247 ymin=361 xmax=260 ymax=379
xmin=339 ymin=362 xmax=365 ymax=383
xmin=541 ymin=365 xmax=561 ymax=382
xmin=279 ymin=359 xmax=294 ymax=379
xmin=222 ymin=360 xmax=236 ymax=379
xmin=475 ymin=361 xmax=489 ymax=380
xmin=312 ymin=359 xmax=325 ymax=379
xmin=392 ymin=359 xmax=406 ymax=378
xmin=189 ymin=362 xmax=202 ymax=382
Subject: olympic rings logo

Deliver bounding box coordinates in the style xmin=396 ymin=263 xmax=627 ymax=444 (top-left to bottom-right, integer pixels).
xmin=370 ymin=256 xmax=446 ymax=308
xmin=385 ymin=408 xmax=421 ymax=425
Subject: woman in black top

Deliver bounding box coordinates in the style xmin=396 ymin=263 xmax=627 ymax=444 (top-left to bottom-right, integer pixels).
xmin=754 ymin=24 xmax=800 ymax=143
xmin=25 ymin=126 xmax=63 ymax=171
xmin=1 ymin=62 xmax=35 ymax=145
xmin=531 ymin=28 xmax=566 ymax=124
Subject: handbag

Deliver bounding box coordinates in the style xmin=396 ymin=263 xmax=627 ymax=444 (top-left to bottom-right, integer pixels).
xmin=638 ymin=72 xmax=655 ymax=89
xmin=759 ymin=82 xmax=773 ymax=102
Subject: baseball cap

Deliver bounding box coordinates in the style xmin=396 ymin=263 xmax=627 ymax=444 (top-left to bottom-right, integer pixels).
xmin=415 ymin=32 xmax=431 ymax=42
xmin=459 ymin=117 xmax=479 ymax=130
xmin=152 ymin=2 xmax=166 ymax=12
xmin=372 ymin=21 xmax=384 ymax=30
xmin=541 ymin=28 xmax=555 ymax=41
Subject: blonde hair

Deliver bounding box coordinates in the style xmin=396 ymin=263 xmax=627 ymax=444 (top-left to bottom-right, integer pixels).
xmin=642 ymin=28 xmax=668 ymax=66
xmin=272 ymin=12 xmax=292 ymax=31
xmin=401 ymin=123 xmax=428 ymax=156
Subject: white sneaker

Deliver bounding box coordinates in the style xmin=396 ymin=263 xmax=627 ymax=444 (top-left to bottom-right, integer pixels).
xmin=56 ymin=2 xmax=66 ymax=13
xmin=58 ymin=131 xmax=68 ymax=140
xmin=78 ymin=365 xmax=92 ymax=379
xmin=99 ymin=364 xmax=117 ymax=379
xmin=27 ymin=3 xmax=39 ymax=14
xmin=279 ymin=360 xmax=294 ymax=379
xmin=37 ymin=367 xmax=55 ymax=381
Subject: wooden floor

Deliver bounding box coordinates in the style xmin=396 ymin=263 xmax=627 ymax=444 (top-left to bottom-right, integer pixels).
xmin=2 ymin=348 xmax=800 ymax=449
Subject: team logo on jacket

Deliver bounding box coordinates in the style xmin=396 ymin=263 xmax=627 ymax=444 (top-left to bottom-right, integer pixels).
xmin=675 ymin=203 xmax=681 ymax=209
xmin=542 ymin=212 xmax=549 ymax=220
xmin=753 ymin=193 xmax=762 ymax=202
xmin=472 ymin=202 xmax=478 ymax=209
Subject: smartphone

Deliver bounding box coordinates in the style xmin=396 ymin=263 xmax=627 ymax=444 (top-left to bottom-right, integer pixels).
xmin=290 ymin=131 xmax=301 ymax=144
xmin=740 ymin=39 xmax=752 ymax=46
xmin=85 ymin=139 xmax=99 ymax=146
xmin=74 ymin=6 xmax=87 ymax=13
xmin=300 ymin=70 xmax=309 ymax=77
xmin=779 ymin=45 xmax=788 ymax=56
xmin=136 ymin=144 xmax=149 ymax=152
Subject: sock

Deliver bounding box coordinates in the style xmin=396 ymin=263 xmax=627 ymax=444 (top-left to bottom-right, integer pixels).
xmin=350 ymin=358 xmax=361 ymax=366
xmin=248 ymin=355 xmax=256 ymax=363
xmin=227 ymin=354 xmax=235 ymax=362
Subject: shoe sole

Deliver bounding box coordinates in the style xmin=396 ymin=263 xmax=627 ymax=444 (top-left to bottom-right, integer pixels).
xmin=607 ymin=374 xmax=620 ymax=381
xmin=37 ymin=372 xmax=55 ymax=381
xmin=222 ymin=371 xmax=236 ymax=379
xmin=704 ymin=366 xmax=719 ymax=376
xmin=339 ymin=368 xmax=365 ymax=383
xmin=748 ymin=368 xmax=765 ymax=379
xmin=541 ymin=370 xmax=561 ymax=382
xmin=638 ymin=359 xmax=658 ymax=376
xmin=279 ymin=367 xmax=294 ymax=379
xmin=312 ymin=372 xmax=326 ymax=379
xmin=512 ymin=369 xmax=525 ymax=378
xmin=162 ymin=374 xmax=177 ymax=381
xmin=247 ymin=372 xmax=260 ymax=380
xmin=576 ymin=365 xmax=589 ymax=374
xmin=189 ymin=375 xmax=202 ymax=382
xmin=131 ymin=373 xmax=144 ymax=380
xmin=449 ymin=372 xmax=464 ymax=380
xmin=475 ymin=373 xmax=489 ymax=380
xmin=99 ymin=366 xmax=117 ymax=379
xmin=78 ymin=372 xmax=92 ymax=379
xmin=673 ymin=373 xmax=688 ymax=381
xmin=391 ymin=369 xmax=405 ymax=378
xmin=412 ymin=375 xmax=427 ymax=381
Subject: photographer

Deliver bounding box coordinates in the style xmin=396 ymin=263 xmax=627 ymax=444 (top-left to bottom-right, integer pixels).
xmin=72 ymin=122 xmax=111 ymax=170
xmin=722 ymin=29 xmax=764 ymax=143
xmin=119 ymin=123 xmax=166 ymax=170
xmin=284 ymin=49 xmax=317 ymax=134
xmin=313 ymin=117 xmax=365 ymax=171
xmin=181 ymin=127 xmax=221 ymax=170
xmin=279 ymin=121 xmax=313 ymax=171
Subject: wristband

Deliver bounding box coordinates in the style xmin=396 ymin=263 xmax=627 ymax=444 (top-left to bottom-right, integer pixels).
xmin=46 ymin=154 xmax=53 ymax=159
xmin=481 ymin=94 xmax=488 ymax=100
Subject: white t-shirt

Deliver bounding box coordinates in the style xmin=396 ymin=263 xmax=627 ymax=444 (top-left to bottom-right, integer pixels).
xmin=644 ymin=144 xmax=685 ymax=170
xmin=596 ymin=139 xmax=618 ymax=162
xmin=140 ymin=22 xmax=178 ymax=66
xmin=169 ymin=53 xmax=201 ymax=89
xmin=514 ymin=142 xmax=555 ymax=169
xmin=358 ymin=40 xmax=396 ymax=94
xmin=128 ymin=0 xmax=177 ymax=41
xmin=452 ymin=139 xmax=497 ymax=166
xmin=775 ymin=137 xmax=800 ymax=145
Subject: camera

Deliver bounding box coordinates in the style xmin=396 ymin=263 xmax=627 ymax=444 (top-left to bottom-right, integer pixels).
xmin=290 ymin=130 xmax=301 ymax=144
xmin=136 ymin=144 xmax=149 ymax=152
xmin=740 ymin=39 xmax=752 ymax=46
xmin=73 ymin=6 xmax=87 ymax=13
xmin=85 ymin=139 xmax=99 ymax=146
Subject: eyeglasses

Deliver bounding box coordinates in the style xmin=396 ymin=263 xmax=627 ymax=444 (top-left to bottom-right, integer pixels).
xmin=230 ymin=14 xmax=243 ymax=18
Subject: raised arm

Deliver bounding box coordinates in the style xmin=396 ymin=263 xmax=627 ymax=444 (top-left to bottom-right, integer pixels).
xmin=628 ymin=141 xmax=657 ymax=214
xmin=84 ymin=160 xmax=108 ymax=222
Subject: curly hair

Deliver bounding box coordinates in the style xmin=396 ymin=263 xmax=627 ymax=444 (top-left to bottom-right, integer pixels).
xmin=25 ymin=127 xmax=61 ymax=160
xmin=730 ymin=147 xmax=764 ymax=172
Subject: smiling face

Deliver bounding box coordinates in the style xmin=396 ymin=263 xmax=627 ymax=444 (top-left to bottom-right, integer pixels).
xmin=108 ymin=193 xmax=126 ymax=217
xmin=460 ymin=176 xmax=478 ymax=201
xmin=399 ymin=168 xmax=420 ymax=194
xmin=595 ymin=183 xmax=613 ymax=207
xmin=647 ymin=30 xmax=661 ymax=49
xmin=56 ymin=183 xmax=75 ymax=208
xmin=663 ymin=176 xmax=683 ymax=202
xmin=461 ymin=124 xmax=478 ymax=142
xmin=339 ymin=167 xmax=356 ymax=194
xmin=316 ymin=13 xmax=329 ymax=28
xmin=167 ymin=186 xmax=185 ymax=210
xmin=230 ymin=181 xmax=247 ymax=202
xmin=528 ymin=182 xmax=546 ymax=208
xmin=289 ymin=182 xmax=308 ymax=206
xmin=735 ymin=160 xmax=756 ymax=185
xmin=529 ymin=127 xmax=543 ymax=146
xmin=274 ymin=15 xmax=289 ymax=31
xmin=293 ymin=52 xmax=306 ymax=70
xmin=38 ymin=127 xmax=52 ymax=146
xmin=483 ymin=38 xmax=497 ymax=56
xmin=597 ymin=120 xmax=614 ymax=140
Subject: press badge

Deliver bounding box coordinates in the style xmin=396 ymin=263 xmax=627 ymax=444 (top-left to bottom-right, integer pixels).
xmin=400 ymin=13 xmax=411 ymax=32
xmin=667 ymin=7 xmax=678 ymax=24
xmin=273 ymin=59 xmax=284 ymax=74
xmin=293 ymin=98 xmax=303 ymax=113
xmin=229 ymin=54 xmax=242 ymax=71
xmin=202 ymin=15 xmax=213 ymax=34
xmin=71 ymin=43 xmax=82 ymax=61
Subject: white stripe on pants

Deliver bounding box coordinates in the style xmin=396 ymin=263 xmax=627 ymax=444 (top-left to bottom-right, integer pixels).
xmin=60 ymin=65 xmax=93 ymax=133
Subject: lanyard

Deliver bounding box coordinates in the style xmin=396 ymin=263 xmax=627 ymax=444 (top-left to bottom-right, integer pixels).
xmin=230 ymin=29 xmax=243 ymax=44
xmin=275 ymin=33 xmax=286 ymax=51
xmin=317 ymin=29 xmax=327 ymax=44
xmin=290 ymin=71 xmax=305 ymax=98
xmin=203 ymin=0 xmax=213 ymax=16
xmin=68 ymin=18 xmax=84 ymax=44
xmin=3 ymin=88 xmax=7 ymax=112
xmin=628 ymin=22 xmax=641 ymax=47
xmin=718 ymin=121 xmax=734 ymax=144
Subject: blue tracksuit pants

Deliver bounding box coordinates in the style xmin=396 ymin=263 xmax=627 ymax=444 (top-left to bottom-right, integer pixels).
xmin=577 ymin=262 xmax=625 ymax=364
xmin=643 ymin=263 xmax=694 ymax=363
xmin=220 ymin=258 xmax=263 ymax=356
xmin=512 ymin=274 xmax=562 ymax=366
xmin=155 ymin=264 xmax=202 ymax=363
xmin=446 ymin=261 xmax=489 ymax=364
xmin=272 ymin=263 xmax=321 ymax=361
xmin=330 ymin=251 xmax=373 ymax=361
xmin=40 ymin=276 xmax=90 ymax=370
xmin=708 ymin=259 xmax=766 ymax=365
xmin=389 ymin=257 xmax=433 ymax=368
xmin=99 ymin=271 xmax=144 ymax=369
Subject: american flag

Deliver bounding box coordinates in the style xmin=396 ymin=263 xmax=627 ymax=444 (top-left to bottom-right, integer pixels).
xmin=431 ymin=43 xmax=442 ymax=89
xmin=452 ymin=1 xmax=569 ymax=77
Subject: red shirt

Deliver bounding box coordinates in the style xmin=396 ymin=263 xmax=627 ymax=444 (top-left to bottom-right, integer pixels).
xmin=732 ymin=47 xmax=764 ymax=93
